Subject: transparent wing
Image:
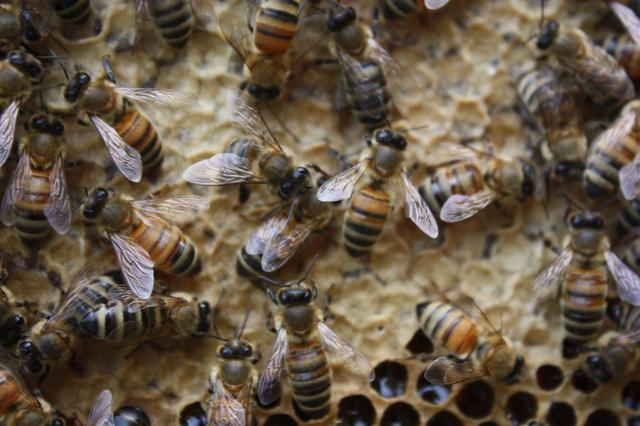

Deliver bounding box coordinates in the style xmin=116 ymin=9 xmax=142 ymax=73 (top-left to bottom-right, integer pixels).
xmin=90 ymin=115 xmax=142 ymax=183
xmin=44 ymin=154 xmax=70 ymax=235
xmin=287 ymin=12 xmax=327 ymax=63
xmin=245 ymin=210 xmax=290 ymax=256
xmin=318 ymin=321 xmax=375 ymax=381
xmin=367 ymin=38 xmax=402 ymax=82
xmin=210 ymin=378 xmax=246 ymax=426
xmin=0 ymin=100 xmax=20 ymax=168
xmin=0 ymin=348 xmax=40 ymax=409
xmin=425 ymin=0 xmax=450 ymax=10
xmin=439 ymin=191 xmax=496 ymax=223
xmin=262 ymin=219 xmax=316 ymax=272
xmin=400 ymin=172 xmax=439 ymax=238
xmin=620 ymin=154 xmax=640 ymax=200
xmin=183 ymin=153 xmax=264 ymax=186
xmin=424 ymin=357 xmax=486 ymax=385
xmin=87 ymin=390 xmax=113 ymax=426
xmin=257 ymin=327 xmax=288 ymax=405
xmin=533 ymin=247 xmax=572 ymax=299
xmin=606 ymin=250 xmax=640 ymax=306
xmin=611 ymin=2 xmax=640 ymax=45
xmin=110 ymin=233 xmax=154 ymax=300
xmin=317 ymin=160 xmax=368 ymax=202
xmin=132 ymin=195 xmax=208 ymax=225
xmin=218 ymin=2 xmax=253 ymax=65
xmin=0 ymin=149 xmax=30 ymax=226
xmin=231 ymin=90 xmax=282 ymax=151
xmin=114 ymin=87 xmax=188 ymax=106
xmin=591 ymin=108 xmax=636 ymax=157
xmin=609 ymin=329 xmax=640 ymax=347
xmin=424 ymin=142 xmax=480 ymax=167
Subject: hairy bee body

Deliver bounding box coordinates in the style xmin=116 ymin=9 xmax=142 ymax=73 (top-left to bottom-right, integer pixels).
xmin=342 ymin=58 xmax=391 ymax=130
xmin=617 ymin=198 xmax=640 ymax=236
xmin=113 ymin=106 xmax=164 ymax=172
xmin=378 ymin=0 xmax=420 ymax=20
xmin=149 ymin=0 xmax=194 ymax=48
xmin=254 ymin=0 xmax=302 ymax=55
xmin=49 ymin=0 xmax=93 ymax=25
xmin=0 ymin=52 xmax=41 ymax=107
xmin=236 ymin=246 xmax=265 ymax=283
xmin=0 ymin=367 xmax=45 ymax=425
xmin=417 ymin=301 xmax=479 ymax=357
xmin=344 ymin=185 xmax=391 ymax=256
xmin=11 ymin=167 xmax=52 ymax=246
xmin=600 ymin=34 xmax=640 ymax=80
xmin=419 ymin=162 xmax=485 ymax=217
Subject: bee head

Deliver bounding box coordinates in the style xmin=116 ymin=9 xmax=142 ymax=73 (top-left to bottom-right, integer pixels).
xmin=329 ymin=6 xmax=356 ymax=32
xmin=269 ymin=284 xmax=317 ymax=307
xmin=280 ymin=166 xmax=311 ymax=199
xmin=373 ymin=128 xmax=407 ymax=151
xmin=218 ymin=340 xmax=254 ymax=359
xmin=82 ymin=187 xmax=110 ymax=222
xmin=519 ymin=159 xmax=536 ymax=200
xmin=584 ymin=354 xmax=612 ymax=384
xmin=63 ymin=72 xmax=91 ymax=103
xmin=8 ymin=50 xmax=43 ymax=82
xmin=17 ymin=338 xmax=46 ymax=374
xmin=114 ymin=406 xmax=151 ymax=426
xmin=29 ymin=114 xmax=65 ymax=136
xmin=552 ymin=160 xmax=583 ymax=182
xmin=568 ymin=211 xmax=604 ymax=231
xmin=536 ymin=20 xmax=559 ymax=50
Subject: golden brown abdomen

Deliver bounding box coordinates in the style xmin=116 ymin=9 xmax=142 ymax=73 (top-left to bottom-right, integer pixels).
xmin=561 ymin=264 xmax=608 ymax=342
xmin=286 ymin=339 xmax=331 ymax=420
xmin=254 ymin=0 xmax=301 ymax=55
xmin=343 ymin=185 xmax=391 ymax=256
xmin=418 ymin=301 xmax=479 ymax=357
xmin=13 ymin=168 xmax=51 ymax=246
xmin=600 ymin=34 xmax=640 ymax=80
xmin=419 ymin=162 xmax=484 ymax=216
xmin=113 ymin=109 xmax=164 ymax=174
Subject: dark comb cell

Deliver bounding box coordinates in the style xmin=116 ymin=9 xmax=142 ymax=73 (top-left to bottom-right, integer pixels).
xmin=571 ymin=368 xmax=598 ymax=394
xmin=372 ymin=360 xmax=408 ymax=398
xmin=337 ymin=394 xmax=376 ymax=426
xmin=536 ymin=364 xmax=564 ymax=390
xmin=585 ymin=409 xmax=620 ymax=426
xmin=427 ymin=410 xmax=463 ymax=426
xmin=455 ymin=380 xmax=494 ymax=419
xmin=546 ymin=402 xmax=576 ymax=426
xmin=478 ymin=423 xmax=499 ymax=426
xmin=417 ymin=373 xmax=451 ymax=405
xmin=179 ymin=402 xmax=207 ymax=426
xmin=624 ymin=380 xmax=640 ymax=411
xmin=380 ymin=402 xmax=420 ymax=426
xmin=405 ymin=329 xmax=434 ymax=354
xmin=264 ymin=414 xmax=297 ymax=426
xmin=506 ymin=391 xmax=538 ymax=423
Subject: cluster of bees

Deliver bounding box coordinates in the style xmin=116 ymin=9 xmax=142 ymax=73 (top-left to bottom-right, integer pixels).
xmin=1 ymin=0 xmax=640 ymax=424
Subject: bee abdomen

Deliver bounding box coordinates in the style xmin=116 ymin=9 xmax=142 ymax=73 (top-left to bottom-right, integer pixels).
xmin=49 ymin=0 xmax=92 ymax=24
xmin=344 ymin=58 xmax=390 ymax=130
xmin=254 ymin=0 xmax=301 ymax=55
xmin=150 ymin=0 xmax=194 ymax=48
xmin=618 ymin=303 xmax=640 ymax=331
xmin=344 ymin=186 xmax=391 ymax=256
xmin=167 ymin=236 xmax=201 ymax=275
xmin=601 ymin=34 xmax=640 ymax=80
xmin=78 ymin=301 xmax=169 ymax=342
xmin=287 ymin=341 xmax=331 ymax=420
xmin=419 ymin=301 xmax=479 ymax=356
xmin=419 ymin=163 xmax=484 ymax=215
xmin=0 ymin=373 xmax=22 ymax=413
xmin=236 ymin=246 xmax=264 ymax=281
xmin=561 ymin=268 xmax=608 ymax=342
xmin=618 ymin=199 xmax=640 ymax=236
xmin=224 ymin=138 xmax=260 ymax=160
xmin=64 ymin=273 xmax=119 ymax=328
xmin=379 ymin=0 xmax=419 ymax=20
xmin=584 ymin=136 xmax=637 ymax=197
xmin=13 ymin=171 xmax=50 ymax=246
xmin=113 ymin=109 xmax=164 ymax=173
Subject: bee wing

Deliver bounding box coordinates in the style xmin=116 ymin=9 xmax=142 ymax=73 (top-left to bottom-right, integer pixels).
xmin=400 ymin=172 xmax=439 ymax=238
xmin=245 ymin=210 xmax=290 ymax=256
xmin=183 ymin=153 xmax=264 ymax=186
xmin=262 ymin=219 xmax=316 ymax=272
xmin=0 ymin=100 xmax=20 ymax=168
xmin=257 ymin=327 xmax=288 ymax=405
xmin=620 ymin=154 xmax=640 ymax=200
xmin=218 ymin=2 xmax=254 ymax=66
xmin=318 ymin=321 xmax=375 ymax=381
xmin=425 ymin=0 xmax=450 ymax=9
xmin=109 ymin=233 xmax=154 ymax=300
xmin=609 ymin=329 xmax=640 ymax=347
xmin=87 ymin=390 xmax=114 ymax=426
xmin=114 ymin=87 xmax=188 ymax=106
xmin=610 ymin=2 xmax=640 ymax=46
xmin=439 ymin=191 xmax=496 ymax=223
xmin=591 ymin=108 xmax=636 ymax=154
xmin=367 ymin=38 xmax=402 ymax=81
xmin=0 ymin=149 xmax=30 ymax=226
xmin=605 ymin=250 xmax=640 ymax=306
xmin=287 ymin=12 xmax=328 ymax=63
xmin=47 ymin=263 xmax=104 ymax=326
xmin=90 ymin=115 xmax=142 ymax=183
xmin=424 ymin=142 xmax=480 ymax=167
xmin=210 ymin=377 xmax=246 ymax=426
xmin=231 ymin=90 xmax=282 ymax=151
xmin=132 ymin=195 xmax=209 ymax=225
xmin=533 ymin=247 xmax=572 ymax=300
xmin=424 ymin=357 xmax=486 ymax=385
xmin=44 ymin=154 xmax=71 ymax=235
xmin=317 ymin=160 xmax=368 ymax=202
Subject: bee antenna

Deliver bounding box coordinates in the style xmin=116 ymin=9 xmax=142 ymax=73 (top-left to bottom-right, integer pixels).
xmin=236 ymin=310 xmax=251 ymax=340
xmin=396 ymin=124 xmax=430 ymax=133
xmin=257 ymin=274 xmax=287 ymax=287
xmin=296 ymin=255 xmax=320 ymax=285
xmin=101 ymin=55 xmax=117 ymax=84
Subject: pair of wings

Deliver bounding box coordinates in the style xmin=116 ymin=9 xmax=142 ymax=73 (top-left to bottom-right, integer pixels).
xmin=87 ymin=390 xmax=115 ymax=426
xmin=317 ymin=159 xmax=439 ymax=238
xmin=610 ymin=1 xmax=640 ymax=46
xmin=0 ymin=146 xmax=70 ymax=234
xmin=90 ymin=86 xmax=186 ymax=183
xmin=424 ymin=356 xmax=490 ymax=385
xmin=209 ymin=372 xmax=250 ymax=426
xmin=533 ymin=246 xmax=640 ymax=306
xmin=257 ymin=322 xmax=375 ymax=405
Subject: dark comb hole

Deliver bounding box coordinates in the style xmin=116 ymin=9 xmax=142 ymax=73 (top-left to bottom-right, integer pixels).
xmin=562 ymin=338 xmax=583 ymax=359
xmin=416 ymin=373 xmax=451 ymax=405
xmin=546 ymin=402 xmax=576 ymax=426
xmin=536 ymin=364 xmax=564 ymax=390
xmin=337 ymin=394 xmax=376 ymax=426
xmin=264 ymin=414 xmax=297 ymax=426
xmin=585 ymin=409 xmax=620 ymax=426
xmin=628 ymin=416 xmax=640 ymax=426
xmin=372 ymin=360 xmax=408 ymax=398
xmin=478 ymin=422 xmax=499 ymax=426
xmin=624 ymin=380 xmax=640 ymax=411
xmin=426 ymin=410 xmax=462 ymax=426
xmin=380 ymin=402 xmax=420 ymax=426
xmin=571 ymin=368 xmax=598 ymax=394
xmin=179 ymin=402 xmax=207 ymax=426
xmin=506 ymin=391 xmax=538 ymax=423
xmin=455 ymin=380 xmax=494 ymax=419
xmin=405 ymin=329 xmax=433 ymax=354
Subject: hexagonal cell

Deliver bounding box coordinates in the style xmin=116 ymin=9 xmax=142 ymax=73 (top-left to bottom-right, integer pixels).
xmin=264 ymin=414 xmax=297 ymax=426
xmin=427 ymin=410 xmax=463 ymax=426
xmin=624 ymin=380 xmax=640 ymax=411
xmin=535 ymin=364 xmax=564 ymax=391
xmin=380 ymin=402 xmax=420 ymax=426
xmin=585 ymin=409 xmax=620 ymax=426
xmin=179 ymin=402 xmax=207 ymax=426
xmin=337 ymin=394 xmax=376 ymax=426
xmin=372 ymin=360 xmax=408 ymax=398
xmin=506 ymin=391 xmax=538 ymax=424
xmin=405 ymin=328 xmax=434 ymax=355
xmin=571 ymin=368 xmax=598 ymax=394
xmin=455 ymin=380 xmax=495 ymax=419
xmin=114 ymin=406 xmax=151 ymax=426
xmin=546 ymin=402 xmax=576 ymax=426
xmin=416 ymin=373 xmax=451 ymax=405
xmin=562 ymin=338 xmax=584 ymax=360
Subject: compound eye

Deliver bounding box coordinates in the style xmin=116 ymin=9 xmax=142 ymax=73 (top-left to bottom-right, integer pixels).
xmin=221 ymin=346 xmax=234 ymax=358
xmin=240 ymin=344 xmax=252 ymax=356
xmin=570 ymin=215 xmax=584 ymax=228
xmin=248 ymin=84 xmax=261 ymax=97
xmin=19 ymin=340 xmax=33 ymax=354
xmin=376 ymin=129 xmax=392 ymax=144
xmin=267 ymin=86 xmax=280 ymax=100
xmin=31 ymin=115 xmax=49 ymax=131
xmin=78 ymin=72 xmax=91 ymax=85
xmin=12 ymin=315 xmax=24 ymax=327
xmin=592 ymin=217 xmax=605 ymax=229
xmin=95 ymin=187 xmax=109 ymax=201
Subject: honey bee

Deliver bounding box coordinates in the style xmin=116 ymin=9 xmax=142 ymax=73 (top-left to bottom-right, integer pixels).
xmin=135 ymin=0 xmax=196 ymax=48
xmin=317 ymin=128 xmax=438 ymax=256
xmin=257 ymin=272 xmax=374 ymax=420
xmin=48 ymin=0 xmax=94 ymax=26
xmin=0 ymin=286 xmax=27 ymax=347
xmin=63 ymin=56 xmax=185 ymax=182
xmin=0 ymin=3 xmax=56 ymax=54
xmin=87 ymin=390 xmax=152 ymax=426
xmin=419 ymin=299 xmax=525 ymax=385
xmin=418 ymin=143 xmax=537 ymax=223
xmin=0 ymin=114 xmax=70 ymax=247
xmin=81 ymin=188 xmax=206 ymax=299
xmin=183 ymin=91 xmax=312 ymax=201
xmin=0 ymin=50 xmax=44 ymax=169
xmin=536 ymin=19 xmax=635 ymax=107
xmin=533 ymin=210 xmax=640 ymax=345
xmin=377 ymin=0 xmax=449 ymax=20
xmin=517 ymin=67 xmax=587 ymax=179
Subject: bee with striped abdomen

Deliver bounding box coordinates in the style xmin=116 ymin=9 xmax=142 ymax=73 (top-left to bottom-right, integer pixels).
xmin=135 ymin=0 xmax=199 ymax=48
xmin=258 ymin=272 xmax=374 ymax=420
xmin=81 ymin=188 xmax=206 ymax=299
xmin=87 ymin=390 xmax=152 ymax=426
xmin=517 ymin=67 xmax=587 ymax=179
xmin=317 ymin=128 xmax=438 ymax=256
xmin=616 ymin=197 xmax=640 ymax=236
xmin=600 ymin=34 xmax=640 ymax=81
xmin=533 ymin=211 xmax=640 ymax=346
xmin=63 ymin=56 xmax=185 ymax=182
xmin=47 ymin=0 xmax=94 ymax=26
xmin=0 ymin=114 xmax=70 ymax=247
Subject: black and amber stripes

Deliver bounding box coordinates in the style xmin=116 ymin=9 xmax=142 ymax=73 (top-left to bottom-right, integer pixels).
xmin=378 ymin=0 xmax=420 ymax=20
xmin=620 ymin=236 xmax=640 ymax=277
xmin=286 ymin=339 xmax=331 ymax=419
xmin=224 ymin=138 xmax=261 ymax=159
xmin=0 ymin=369 xmax=44 ymax=423
xmin=417 ymin=301 xmax=479 ymax=357
xmin=149 ymin=0 xmax=194 ymax=48
xmin=344 ymin=185 xmax=391 ymax=256
xmin=419 ymin=162 xmax=484 ymax=217
xmin=343 ymin=58 xmax=391 ymax=130
xmin=49 ymin=0 xmax=93 ymax=24
xmin=254 ymin=0 xmax=301 ymax=55
xmin=600 ymin=34 xmax=640 ymax=81
xmin=113 ymin=108 xmax=164 ymax=173
xmin=13 ymin=169 xmax=52 ymax=247
xmin=61 ymin=271 xmax=121 ymax=329
xmin=617 ymin=198 xmax=640 ymax=236
xmin=236 ymin=246 xmax=265 ymax=282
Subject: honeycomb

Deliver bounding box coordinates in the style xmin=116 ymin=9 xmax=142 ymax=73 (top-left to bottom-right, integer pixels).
xmin=0 ymin=0 xmax=639 ymax=425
